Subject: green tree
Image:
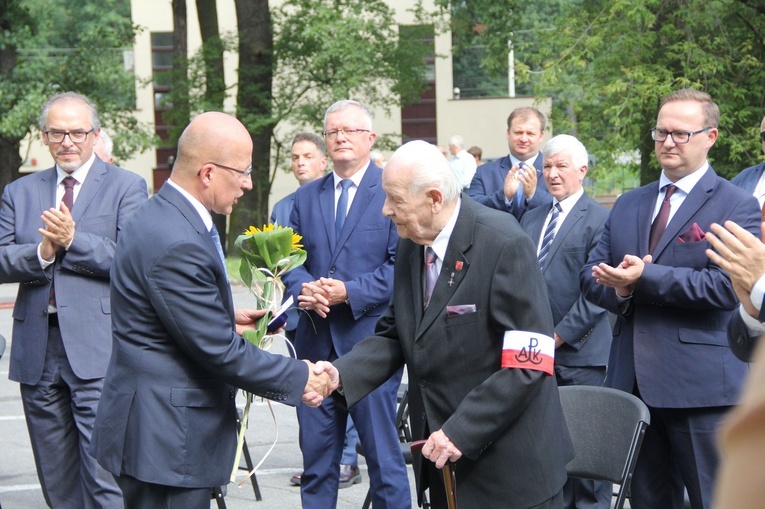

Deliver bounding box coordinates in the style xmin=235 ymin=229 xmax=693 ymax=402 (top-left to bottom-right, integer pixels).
xmin=514 ymin=0 xmax=765 ymax=186
xmin=225 ymin=0 xmax=433 ymax=247
xmin=0 ymin=0 xmax=154 ymax=193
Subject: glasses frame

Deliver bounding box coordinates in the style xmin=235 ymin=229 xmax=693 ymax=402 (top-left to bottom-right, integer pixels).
xmin=207 ymin=161 xmax=253 ymax=178
xmin=43 ymin=129 xmax=95 ymax=144
xmin=322 ymin=128 xmax=371 ymax=140
xmin=650 ymin=127 xmax=713 ymax=144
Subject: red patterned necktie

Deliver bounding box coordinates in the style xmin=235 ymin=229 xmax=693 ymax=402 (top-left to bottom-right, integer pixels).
xmin=649 ymin=184 xmax=677 ymax=254
xmin=49 ymin=176 xmax=77 ymax=309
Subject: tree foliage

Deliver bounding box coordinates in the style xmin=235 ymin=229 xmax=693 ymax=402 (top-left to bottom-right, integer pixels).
xmin=223 ymin=0 xmax=433 ymax=246
xmin=0 ymin=0 xmax=155 ymax=193
xmin=513 ymin=0 xmax=765 ymax=186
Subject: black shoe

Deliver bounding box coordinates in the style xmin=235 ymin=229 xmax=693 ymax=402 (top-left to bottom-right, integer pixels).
xmin=289 ymin=471 xmax=302 ymax=486
xmin=338 ymin=464 xmax=362 ymax=489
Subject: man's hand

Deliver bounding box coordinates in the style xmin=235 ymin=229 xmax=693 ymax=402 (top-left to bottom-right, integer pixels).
xmin=706 ymin=221 xmax=765 ymax=293
xmin=421 ymin=429 xmax=462 ymax=469
xmin=39 ymin=202 xmax=75 ymax=250
xmin=553 ymin=332 xmax=565 ymax=348
xmin=318 ymin=277 xmax=348 ymax=306
xmin=518 ymin=163 xmax=537 ymax=199
xmin=301 ymin=360 xmax=339 ymax=407
xmin=298 ymin=280 xmax=331 ymax=317
xmin=503 ymin=164 xmax=522 ymax=201
xmin=591 ymin=254 xmax=650 ymax=297
xmin=234 ymin=308 xmax=269 ymax=336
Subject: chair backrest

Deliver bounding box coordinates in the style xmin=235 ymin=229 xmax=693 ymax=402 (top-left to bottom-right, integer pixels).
xmin=559 ymin=385 xmax=650 ymax=509
xmin=0 ymin=334 xmax=5 ymax=359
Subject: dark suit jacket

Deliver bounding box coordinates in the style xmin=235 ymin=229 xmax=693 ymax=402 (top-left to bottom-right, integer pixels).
xmin=467 ymin=154 xmax=551 ymax=220
xmin=520 ymin=192 xmax=611 ymax=366
xmin=270 ymin=192 xmax=298 ymax=333
xmin=727 ymin=311 xmax=759 ymax=362
xmin=282 ymin=165 xmax=398 ymax=360
xmin=0 ymin=158 xmax=147 ymax=384
xmin=581 ymin=167 xmax=760 ymax=408
xmin=731 ymin=162 xmax=765 ymax=194
xmin=91 ymin=184 xmax=308 ymax=488
xmin=334 ymin=196 xmax=574 ymax=509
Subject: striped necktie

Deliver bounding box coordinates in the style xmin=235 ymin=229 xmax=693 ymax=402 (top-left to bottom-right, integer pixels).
xmin=538 ymin=203 xmax=562 ymax=269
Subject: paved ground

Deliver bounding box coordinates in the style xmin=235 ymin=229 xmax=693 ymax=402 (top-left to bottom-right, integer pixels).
xmin=0 ymin=282 xmax=419 ymax=509
xmin=0 ymin=281 xmax=640 ymax=509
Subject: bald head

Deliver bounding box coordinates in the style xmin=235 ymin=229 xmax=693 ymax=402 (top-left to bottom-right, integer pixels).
xmin=174 ymin=112 xmax=252 ymax=180
xmin=171 ymin=112 xmax=254 ymax=214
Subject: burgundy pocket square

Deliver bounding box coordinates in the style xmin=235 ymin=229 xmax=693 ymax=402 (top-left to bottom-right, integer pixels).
xmin=678 ymin=223 xmax=706 ymax=243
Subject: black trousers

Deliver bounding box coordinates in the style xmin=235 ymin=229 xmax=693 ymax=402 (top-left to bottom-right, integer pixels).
xmin=115 ymin=474 xmax=212 ymax=509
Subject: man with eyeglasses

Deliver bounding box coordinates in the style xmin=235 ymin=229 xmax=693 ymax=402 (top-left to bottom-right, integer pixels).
xmin=91 ymin=111 xmax=336 ymax=509
xmin=581 ymin=89 xmax=761 ymax=509
xmin=282 ymin=100 xmax=410 ymax=508
xmin=731 ymin=116 xmax=765 ymax=208
xmin=0 ymin=92 xmax=148 ymax=508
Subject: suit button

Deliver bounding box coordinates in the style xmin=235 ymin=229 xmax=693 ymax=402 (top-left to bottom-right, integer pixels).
xmin=229 ymin=391 xmax=235 ymax=399
xmin=419 ymin=380 xmax=427 ymax=388
xmin=329 ymin=267 xmax=336 ymax=274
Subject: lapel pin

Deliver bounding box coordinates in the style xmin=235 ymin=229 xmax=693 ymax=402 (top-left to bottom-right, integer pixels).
xmin=448 ymin=272 xmax=455 ymax=287
xmin=455 ymin=261 xmax=463 ymax=271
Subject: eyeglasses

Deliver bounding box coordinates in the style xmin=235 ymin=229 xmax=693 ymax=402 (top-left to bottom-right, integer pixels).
xmin=322 ymin=128 xmax=370 ymax=140
xmin=650 ymin=127 xmax=713 ymax=144
xmin=208 ymin=161 xmax=253 ymax=178
xmin=43 ymin=129 xmax=95 ymax=143
xmin=760 ymin=131 xmax=765 ymax=142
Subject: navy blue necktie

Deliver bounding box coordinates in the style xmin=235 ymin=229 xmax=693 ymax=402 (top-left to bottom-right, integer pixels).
xmin=538 ymin=203 xmax=561 ymax=269
xmin=335 ymin=179 xmax=353 ymax=242
xmin=210 ymin=224 xmax=226 ymax=269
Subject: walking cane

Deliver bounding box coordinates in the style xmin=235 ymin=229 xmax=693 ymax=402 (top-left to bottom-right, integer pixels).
xmin=411 ymin=439 xmax=457 ymax=509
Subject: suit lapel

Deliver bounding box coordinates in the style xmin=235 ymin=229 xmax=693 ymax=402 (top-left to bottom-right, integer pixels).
xmin=545 ymin=197 xmax=587 ymax=271
xmin=38 ymin=168 xmax=58 ymax=213
xmin=528 ymin=203 xmax=550 ymax=246
xmin=410 ymin=246 xmax=424 ymax=327
xmin=637 ymin=182 xmax=660 ymax=256
xmin=652 ymin=168 xmax=716 ymax=259
xmin=70 ymin=159 xmax=107 ymax=222
xmin=318 ymin=175 xmax=336 ymax=250
xmin=335 ymin=167 xmax=378 ymax=249
xmin=415 ymin=198 xmax=474 ymax=339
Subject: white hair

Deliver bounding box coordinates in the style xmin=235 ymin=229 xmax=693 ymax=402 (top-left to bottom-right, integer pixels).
xmin=388 ymin=140 xmax=461 ymax=202
xmin=448 ymin=135 xmax=464 ymax=149
xmin=97 ymin=128 xmax=114 ymax=160
xmin=323 ymin=100 xmax=373 ymax=130
xmin=541 ymin=134 xmax=588 ymax=168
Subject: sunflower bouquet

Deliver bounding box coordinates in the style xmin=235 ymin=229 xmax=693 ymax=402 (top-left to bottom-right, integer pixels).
xmin=235 ymin=223 xmax=306 ymax=349
xmin=231 ymin=223 xmax=306 ymax=483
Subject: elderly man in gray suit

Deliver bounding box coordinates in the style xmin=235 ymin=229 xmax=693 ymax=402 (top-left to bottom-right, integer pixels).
xmin=0 ymin=92 xmax=148 ymax=508
xmin=520 ymin=134 xmax=612 ymax=509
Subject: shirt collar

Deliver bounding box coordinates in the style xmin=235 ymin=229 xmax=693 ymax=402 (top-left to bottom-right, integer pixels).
xmin=659 ymin=161 xmax=709 ymax=195
xmin=554 ymin=187 xmax=584 ymax=214
xmin=427 ymin=196 xmax=462 ymax=262
xmin=509 ymin=152 xmax=540 ymax=168
xmin=56 ymin=152 xmax=96 ymax=185
xmin=333 ymin=160 xmax=370 ymax=189
xmin=166 ymin=178 xmax=214 ymax=231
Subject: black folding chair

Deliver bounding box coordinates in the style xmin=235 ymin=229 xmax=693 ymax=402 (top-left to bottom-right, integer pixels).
xmin=558 ymin=385 xmax=651 ymax=509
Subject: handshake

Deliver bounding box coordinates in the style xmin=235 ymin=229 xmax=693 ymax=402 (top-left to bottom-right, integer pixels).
xmin=301 ymin=360 xmax=340 ymax=407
